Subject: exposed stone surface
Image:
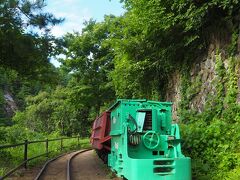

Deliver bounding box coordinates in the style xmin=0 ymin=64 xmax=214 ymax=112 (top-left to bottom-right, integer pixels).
xmin=165 ymin=71 xmax=181 ymax=121
xmin=3 ymin=91 xmax=18 ymax=117
xmin=165 ymin=41 xmax=240 ymax=121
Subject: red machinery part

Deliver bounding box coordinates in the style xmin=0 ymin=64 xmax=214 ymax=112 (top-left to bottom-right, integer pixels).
xmin=90 ymin=111 xmax=111 ymax=151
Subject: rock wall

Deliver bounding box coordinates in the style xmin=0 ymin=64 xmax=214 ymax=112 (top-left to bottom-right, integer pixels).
xmin=165 ymin=71 xmax=181 ymax=120
xmin=166 ymin=39 xmax=240 ymax=121
xmin=4 ymin=91 xmax=18 ymax=117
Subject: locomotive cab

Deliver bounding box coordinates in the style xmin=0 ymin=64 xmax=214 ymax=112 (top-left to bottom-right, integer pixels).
xmin=108 ymin=99 xmax=191 ymax=180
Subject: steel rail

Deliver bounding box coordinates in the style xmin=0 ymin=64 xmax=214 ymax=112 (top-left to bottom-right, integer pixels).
xmin=67 ymin=149 xmax=92 ymax=180
xmin=34 ymin=149 xmax=91 ymax=180
xmin=34 ymin=151 xmax=74 ymax=180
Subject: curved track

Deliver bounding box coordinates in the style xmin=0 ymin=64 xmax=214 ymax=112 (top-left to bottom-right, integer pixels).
xmin=33 ymin=149 xmax=121 ymax=180
xmin=67 ymin=150 xmax=90 ymax=180
xmin=35 ymin=149 xmax=91 ymax=180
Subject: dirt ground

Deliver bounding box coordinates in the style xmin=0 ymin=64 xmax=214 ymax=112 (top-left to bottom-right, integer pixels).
xmin=8 ymin=150 xmax=122 ymax=180
xmin=71 ymin=150 xmax=121 ymax=180
xmin=38 ymin=152 xmax=75 ymax=180
xmin=8 ymin=165 xmax=41 ymax=180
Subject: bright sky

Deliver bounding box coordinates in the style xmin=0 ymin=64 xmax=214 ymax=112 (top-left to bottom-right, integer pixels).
xmin=45 ymin=0 xmax=125 ymax=37
xmin=44 ymin=0 xmax=125 ymax=67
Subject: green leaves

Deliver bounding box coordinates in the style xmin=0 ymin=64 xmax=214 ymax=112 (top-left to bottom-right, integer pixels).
xmin=61 ymin=17 xmax=116 ymax=113
xmin=0 ymin=0 xmax=63 ymax=80
xmin=179 ymin=55 xmax=240 ymax=179
xmin=1 ymin=1 xmax=240 ymax=177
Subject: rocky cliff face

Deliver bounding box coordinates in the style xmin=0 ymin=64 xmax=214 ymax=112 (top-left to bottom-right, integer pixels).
xmin=3 ymin=91 xmax=18 ymax=117
xmin=0 ymin=90 xmax=18 ymax=123
xmin=166 ymin=38 xmax=240 ymax=121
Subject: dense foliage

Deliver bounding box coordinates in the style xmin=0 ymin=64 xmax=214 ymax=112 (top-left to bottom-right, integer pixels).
xmin=0 ymin=0 xmax=62 ymax=79
xmin=61 ymin=18 xmax=116 ymax=113
xmin=110 ymin=0 xmax=240 ymax=98
xmin=0 ymin=0 xmax=240 ymax=179
xmin=180 ymin=55 xmax=240 ymax=179
xmin=0 ymin=0 xmax=62 ymax=128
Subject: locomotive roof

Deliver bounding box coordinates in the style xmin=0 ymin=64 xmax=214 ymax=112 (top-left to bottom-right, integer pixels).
xmin=108 ymin=99 xmax=172 ymax=111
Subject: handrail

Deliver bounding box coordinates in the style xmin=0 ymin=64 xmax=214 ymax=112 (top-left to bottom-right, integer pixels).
xmin=0 ymin=136 xmax=81 ymax=180
xmin=0 ymin=142 xmax=25 ymax=149
xmin=0 ymin=136 xmax=79 ymax=148
xmin=0 ymin=152 xmax=50 ymax=180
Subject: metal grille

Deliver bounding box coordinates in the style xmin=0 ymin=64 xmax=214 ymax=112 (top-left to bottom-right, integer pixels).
xmin=143 ymin=111 xmax=152 ymax=130
xmin=153 ymin=160 xmax=175 ymax=175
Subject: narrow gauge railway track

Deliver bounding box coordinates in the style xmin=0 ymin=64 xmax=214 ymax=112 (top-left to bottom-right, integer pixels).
xmin=66 ymin=150 xmax=91 ymax=180
xmin=35 ymin=149 xmax=91 ymax=180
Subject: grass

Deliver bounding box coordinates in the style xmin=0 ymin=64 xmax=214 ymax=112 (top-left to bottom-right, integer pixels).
xmin=0 ymin=137 xmax=91 ymax=177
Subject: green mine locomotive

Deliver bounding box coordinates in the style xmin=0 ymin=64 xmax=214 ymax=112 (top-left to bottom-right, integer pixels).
xmin=90 ymin=99 xmax=191 ymax=180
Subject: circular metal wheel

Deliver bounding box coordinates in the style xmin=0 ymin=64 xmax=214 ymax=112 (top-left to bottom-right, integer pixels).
xmin=142 ymin=131 xmax=160 ymax=150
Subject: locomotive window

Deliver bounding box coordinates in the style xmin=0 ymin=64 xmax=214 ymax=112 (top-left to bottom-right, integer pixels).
xmin=143 ymin=111 xmax=152 ymax=131
xmin=137 ymin=110 xmax=152 ymax=131
xmin=136 ymin=112 xmax=146 ymax=132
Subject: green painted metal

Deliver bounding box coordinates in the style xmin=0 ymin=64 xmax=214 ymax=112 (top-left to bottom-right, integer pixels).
xmin=143 ymin=131 xmax=160 ymax=149
xmin=108 ymin=99 xmax=191 ymax=180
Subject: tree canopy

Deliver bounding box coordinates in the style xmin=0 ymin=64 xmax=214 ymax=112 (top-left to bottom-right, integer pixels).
xmin=0 ymin=0 xmax=63 ymax=79
xmin=0 ymin=0 xmax=240 ymax=179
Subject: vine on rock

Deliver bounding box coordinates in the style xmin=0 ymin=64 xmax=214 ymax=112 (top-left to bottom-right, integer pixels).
xmin=179 ymin=52 xmax=240 ymax=179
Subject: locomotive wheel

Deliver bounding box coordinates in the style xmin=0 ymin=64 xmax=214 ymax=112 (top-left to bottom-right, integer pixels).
xmin=103 ymin=154 xmax=108 ymax=164
xmin=143 ymin=131 xmax=160 ymax=149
